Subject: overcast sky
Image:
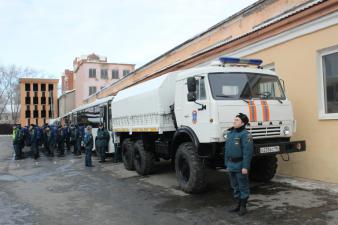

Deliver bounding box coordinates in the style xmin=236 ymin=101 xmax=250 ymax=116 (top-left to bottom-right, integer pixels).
xmin=0 ymin=0 xmax=257 ymax=79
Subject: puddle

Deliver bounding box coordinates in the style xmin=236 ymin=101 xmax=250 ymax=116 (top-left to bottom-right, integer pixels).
xmin=0 ymin=174 xmax=19 ymax=181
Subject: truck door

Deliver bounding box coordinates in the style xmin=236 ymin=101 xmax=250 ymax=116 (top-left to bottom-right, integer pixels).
xmin=182 ymin=76 xmax=211 ymax=142
xmin=100 ymin=104 xmax=115 ymax=153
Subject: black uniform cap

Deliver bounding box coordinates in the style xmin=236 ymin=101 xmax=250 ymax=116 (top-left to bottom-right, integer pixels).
xmin=236 ymin=113 xmax=249 ymax=125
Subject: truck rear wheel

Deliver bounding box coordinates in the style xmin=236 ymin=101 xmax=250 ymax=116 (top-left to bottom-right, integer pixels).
xmin=175 ymin=142 xmax=206 ymax=193
xmin=122 ymin=138 xmax=135 ymax=171
xmin=249 ymin=155 xmax=278 ymax=182
xmin=133 ymin=140 xmax=154 ymax=175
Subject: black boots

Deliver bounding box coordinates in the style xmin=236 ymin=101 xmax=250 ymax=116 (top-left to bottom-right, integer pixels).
xmin=238 ymin=198 xmax=248 ymax=216
xmin=228 ymin=199 xmax=240 ymax=212
xmin=229 ymin=198 xmax=248 ymax=216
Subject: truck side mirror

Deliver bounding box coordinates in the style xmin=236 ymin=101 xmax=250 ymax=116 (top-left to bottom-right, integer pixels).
xmin=187 ymin=77 xmax=196 ymax=92
xmin=187 ymin=92 xmax=196 ymax=102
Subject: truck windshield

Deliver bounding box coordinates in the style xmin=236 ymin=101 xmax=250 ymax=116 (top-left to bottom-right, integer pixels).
xmin=208 ymin=72 xmax=285 ymax=100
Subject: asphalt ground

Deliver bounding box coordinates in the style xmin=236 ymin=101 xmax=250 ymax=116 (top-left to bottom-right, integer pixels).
xmin=0 ymin=136 xmax=337 ymax=225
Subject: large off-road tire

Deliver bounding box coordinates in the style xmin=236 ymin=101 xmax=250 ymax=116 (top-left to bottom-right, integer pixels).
xmin=133 ymin=140 xmax=154 ymax=175
xmin=122 ymin=138 xmax=135 ymax=171
xmin=175 ymin=142 xmax=206 ymax=193
xmin=249 ymin=155 xmax=278 ymax=182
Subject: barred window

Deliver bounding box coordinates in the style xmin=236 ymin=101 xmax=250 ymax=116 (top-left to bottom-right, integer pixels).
xmin=112 ymin=70 xmax=119 ymax=79
xmin=89 ymin=86 xmax=97 ymax=95
xmin=89 ymin=68 xmax=96 ymax=78
xmin=101 ymin=69 xmax=108 ymax=79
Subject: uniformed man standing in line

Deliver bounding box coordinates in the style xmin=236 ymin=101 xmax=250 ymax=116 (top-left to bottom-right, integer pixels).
xmin=74 ymin=125 xmax=82 ymax=156
xmin=56 ymin=125 xmax=65 ymax=157
xmin=64 ymin=124 xmax=71 ymax=151
xmin=29 ymin=124 xmax=39 ymax=159
xmin=69 ymin=124 xmax=76 ymax=152
xmin=22 ymin=125 xmax=30 ymax=147
xmin=44 ymin=126 xmax=55 ymax=156
xmin=12 ymin=124 xmax=23 ymax=160
xmin=224 ymin=113 xmax=253 ymax=216
xmin=79 ymin=124 xmax=85 ymax=154
xmin=96 ymin=123 xmax=110 ymax=163
xmin=83 ymin=125 xmax=94 ymax=167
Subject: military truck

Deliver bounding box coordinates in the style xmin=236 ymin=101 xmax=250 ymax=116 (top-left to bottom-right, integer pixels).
xmin=111 ymin=57 xmax=306 ymax=193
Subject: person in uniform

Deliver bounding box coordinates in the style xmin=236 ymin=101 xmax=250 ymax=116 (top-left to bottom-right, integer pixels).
xmin=29 ymin=124 xmax=39 ymax=159
xmin=12 ymin=124 xmax=23 ymax=160
xmin=22 ymin=125 xmax=31 ymax=147
xmin=56 ymin=125 xmax=65 ymax=157
xmin=44 ymin=126 xmax=55 ymax=156
xmin=64 ymin=124 xmax=71 ymax=151
xmin=74 ymin=125 xmax=82 ymax=156
xmin=224 ymin=113 xmax=253 ymax=216
xmin=96 ymin=123 xmax=110 ymax=163
xmin=83 ymin=125 xmax=94 ymax=167
xmin=69 ymin=124 xmax=76 ymax=152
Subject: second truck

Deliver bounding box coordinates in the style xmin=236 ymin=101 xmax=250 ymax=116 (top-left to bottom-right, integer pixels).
xmin=111 ymin=57 xmax=306 ymax=193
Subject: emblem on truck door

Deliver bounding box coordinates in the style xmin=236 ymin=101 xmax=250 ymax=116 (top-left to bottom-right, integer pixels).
xmin=192 ymin=110 xmax=197 ymax=124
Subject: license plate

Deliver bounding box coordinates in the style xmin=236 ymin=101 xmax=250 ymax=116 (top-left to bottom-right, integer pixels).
xmin=260 ymin=146 xmax=280 ymax=154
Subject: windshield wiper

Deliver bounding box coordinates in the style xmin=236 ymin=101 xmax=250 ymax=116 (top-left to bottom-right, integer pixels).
xmin=273 ymin=98 xmax=283 ymax=104
xmin=240 ymin=98 xmax=249 ymax=103
xmin=216 ymin=95 xmax=232 ymax=98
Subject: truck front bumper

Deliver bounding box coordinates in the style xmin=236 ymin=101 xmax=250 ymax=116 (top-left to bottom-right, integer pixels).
xmin=253 ymin=140 xmax=306 ymax=156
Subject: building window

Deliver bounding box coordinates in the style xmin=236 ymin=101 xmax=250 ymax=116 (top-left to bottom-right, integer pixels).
xmin=112 ymin=70 xmax=119 ymax=79
xmin=89 ymin=86 xmax=97 ymax=95
xmin=33 ymin=97 xmax=38 ymax=105
xmin=25 ymin=83 xmax=30 ymax=91
xmin=41 ymin=110 xmax=46 ymax=118
xmin=48 ymin=84 xmax=54 ymax=91
xmin=123 ymin=70 xmax=130 ymax=76
xmin=25 ymin=110 xmax=31 ymax=118
xmin=89 ymin=68 xmax=96 ymax=78
xmin=101 ymin=69 xmax=108 ymax=79
xmin=33 ymin=83 xmax=38 ymax=91
xmin=318 ymin=46 xmax=338 ymax=119
xmin=33 ymin=110 xmax=38 ymax=118
xmin=41 ymin=83 xmax=46 ymax=91
xmin=41 ymin=97 xmax=46 ymax=105
xmin=25 ymin=97 xmax=31 ymax=105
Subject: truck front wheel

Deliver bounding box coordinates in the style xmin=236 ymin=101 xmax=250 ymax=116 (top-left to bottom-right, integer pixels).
xmin=249 ymin=155 xmax=278 ymax=182
xmin=175 ymin=142 xmax=206 ymax=193
xmin=122 ymin=138 xmax=135 ymax=171
xmin=133 ymin=140 xmax=154 ymax=175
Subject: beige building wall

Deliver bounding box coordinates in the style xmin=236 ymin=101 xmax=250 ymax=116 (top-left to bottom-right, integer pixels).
xmin=246 ymin=24 xmax=338 ymax=184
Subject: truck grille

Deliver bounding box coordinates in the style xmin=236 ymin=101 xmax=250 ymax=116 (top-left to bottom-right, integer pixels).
xmin=247 ymin=126 xmax=281 ymax=138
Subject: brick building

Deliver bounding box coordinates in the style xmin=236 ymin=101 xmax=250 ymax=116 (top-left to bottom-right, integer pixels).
xmin=61 ymin=69 xmax=74 ymax=93
xmin=19 ymin=78 xmax=59 ymax=126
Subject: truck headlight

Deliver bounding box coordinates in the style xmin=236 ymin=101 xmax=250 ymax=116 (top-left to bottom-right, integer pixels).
xmin=283 ymin=126 xmax=290 ymax=135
